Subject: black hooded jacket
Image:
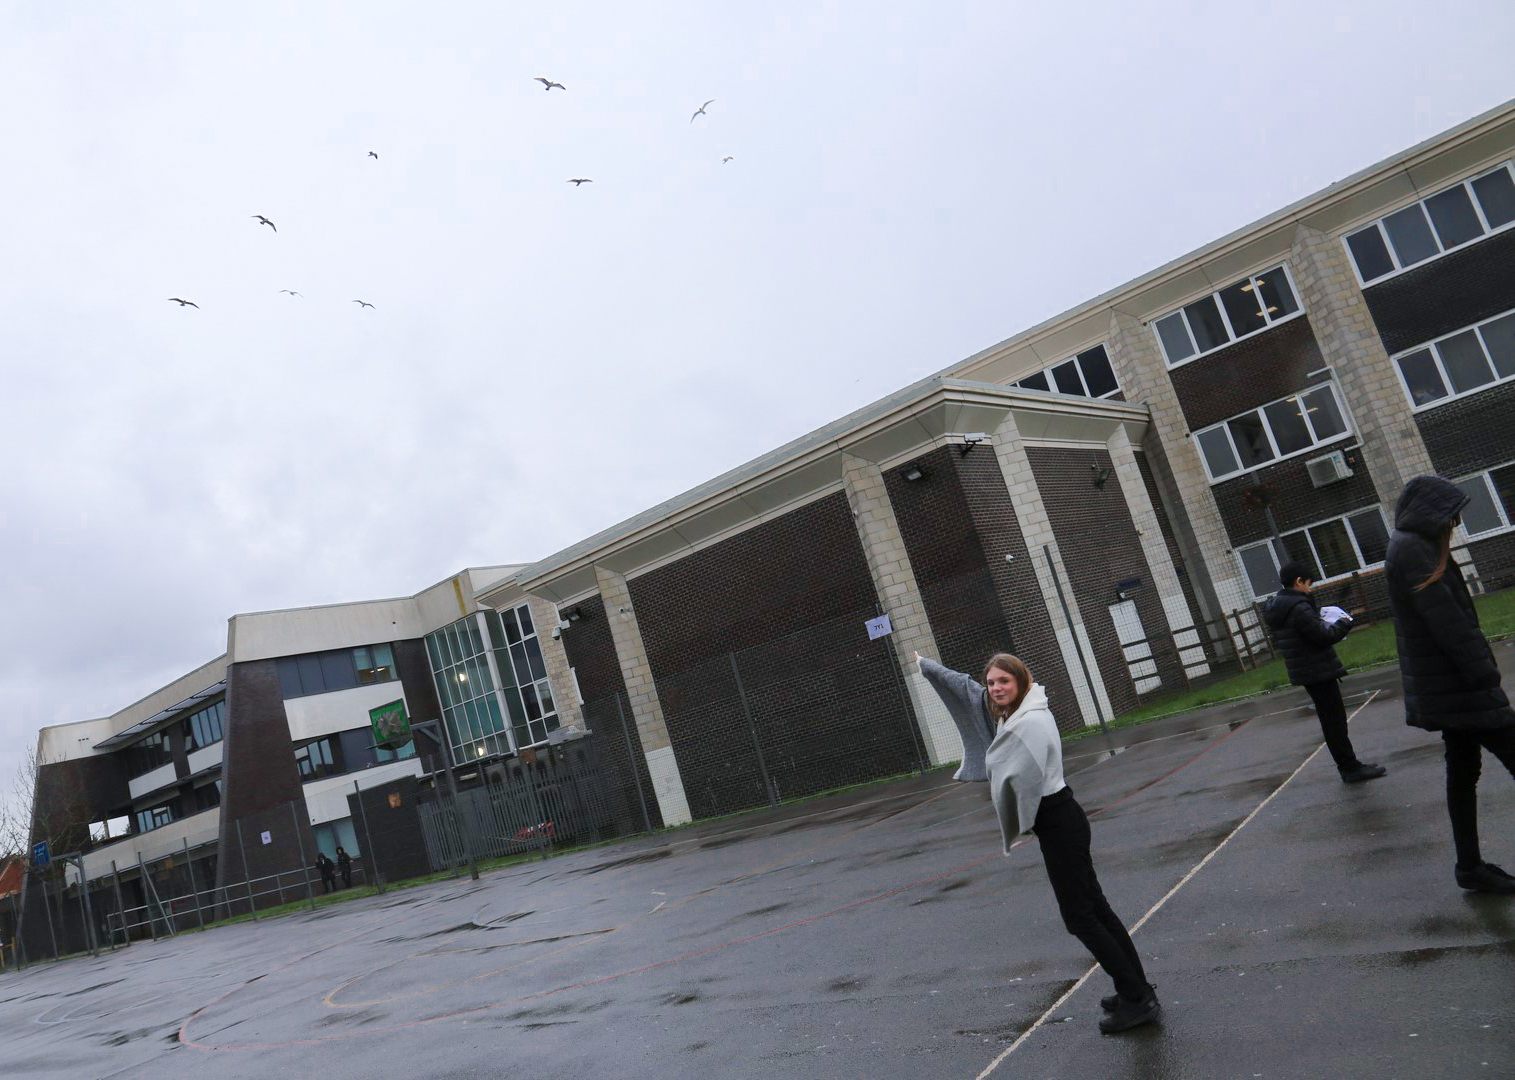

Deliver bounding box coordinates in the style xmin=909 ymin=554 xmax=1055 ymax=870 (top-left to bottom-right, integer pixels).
xmin=1385 ymin=475 xmax=1514 ymax=732
xmin=1263 ymin=589 xmax=1349 ymax=686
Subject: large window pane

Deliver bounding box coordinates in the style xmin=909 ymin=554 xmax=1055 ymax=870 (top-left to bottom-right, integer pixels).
xmin=1051 ymin=358 xmax=1086 ymax=395
xmin=1471 ymin=167 xmax=1515 ymax=230
xmin=1279 ymin=532 xmax=1320 ymax=581
xmin=1424 ymin=185 xmax=1485 ymax=249
xmin=1184 ymin=296 xmax=1230 ymax=353
xmin=524 ymin=637 xmax=547 ymax=681
xmin=1155 ymin=313 xmax=1194 ymax=364
xmin=1239 ymin=544 xmax=1280 ymax=598
xmin=1347 ymin=510 xmax=1390 ymax=565
xmin=500 ymin=608 xmax=521 ymax=644
xmin=297 ymin=656 xmax=325 ymax=695
xmin=1227 ymin=412 xmax=1275 ymax=469
xmin=1018 ymin=370 xmax=1051 ymax=392
xmin=521 ymin=682 xmax=542 ymax=722
xmin=1300 ymin=386 xmax=1347 ymax=440
xmin=1308 ymin=520 xmax=1359 ymax=578
xmin=1436 ymin=330 xmax=1495 ymax=393
xmin=1456 ymin=476 xmax=1504 ymax=535
xmin=1218 ymin=279 xmax=1265 ymax=337
xmin=1346 ymin=227 xmax=1395 ymax=282
xmin=516 ymin=604 xmax=535 ymax=636
xmin=1490 ymin=465 xmax=1515 ymax=525
xmin=1262 ymin=397 xmax=1313 ymax=455
xmin=1078 ymin=346 xmax=1119 ymax=397
xmin=1396 ymin=348 xmax=1449 ymax=406
xmin=1196 ymin=427 xmax=1240 ymax=478
xmin=1383 ymin=204 xmax=1440 ymax=266
xmin=1254 ymin=266 xmax=1300 ymax=318
xmin=1478 ymin=313 xmax=1515 ymax=378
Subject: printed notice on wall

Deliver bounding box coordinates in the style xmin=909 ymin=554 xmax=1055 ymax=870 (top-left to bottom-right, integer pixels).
xmin=865 ymin=614 xmax=893 ymax=640
xmin=261 ymin=831 xmax=272 ymax=845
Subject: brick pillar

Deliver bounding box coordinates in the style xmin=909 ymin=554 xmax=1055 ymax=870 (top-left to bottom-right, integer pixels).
xmin=990 ymin=414 xmax=1115 ymax=727
xmin=1107 ymin=425 xmax=1210 ymax=678
xmin=524 ymin=596 xmax=584 ymax=728
xmin=593 ymin=565 xmax=691 ymax=826
xmin=1106 ymin=310 xmax=1256 ymax=622
xmin=840 ymin=453 xmax=955 ymax=763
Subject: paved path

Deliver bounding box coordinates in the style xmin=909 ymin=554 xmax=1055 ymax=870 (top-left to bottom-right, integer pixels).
xmin=4 ymin=668 xmax=1513 ymax=1079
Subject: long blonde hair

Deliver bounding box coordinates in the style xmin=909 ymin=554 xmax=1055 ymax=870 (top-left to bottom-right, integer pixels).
xmin=1414 ymin=521 xmax=1455 ymax=592
xmin=982 ymin=653 xmax=1033 ymax=721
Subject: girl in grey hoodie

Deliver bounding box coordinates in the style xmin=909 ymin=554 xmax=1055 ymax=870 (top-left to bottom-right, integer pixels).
xmin=917 ymin=651 xmax=1159 ymax=1033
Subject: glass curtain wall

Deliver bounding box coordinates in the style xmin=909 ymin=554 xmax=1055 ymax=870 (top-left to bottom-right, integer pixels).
xmin=426 ymin=613 xmax=525 ymax=762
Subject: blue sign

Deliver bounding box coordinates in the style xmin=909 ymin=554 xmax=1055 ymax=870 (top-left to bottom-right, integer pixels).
xmin=32 ymin=841 xmax=49 ymax=868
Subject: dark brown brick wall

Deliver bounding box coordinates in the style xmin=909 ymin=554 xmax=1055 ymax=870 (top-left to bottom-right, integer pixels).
xmin=558 ymin=594 xmax=664 ymax=831
xmin=1415 ymin=380 xmax=1515 ymax=479
xmin=214 ymin=659 xmax=316 ymax=908
xmin=884 ymin=445 xmax=1078 ymax=731
xmin=394 ymin=638 xmax=442 ymax=731
xmin=1468 ymin=531 xmax=1515 ymax=592
xmin=1168 ymin=317 xmax=1326 ymax=433
xmin=1364 ymin=228 xmax=1515 ymax=354
xmin=627 ymin=493 xmax=918 ymax=819
xmin=1133 ymin=450 xmax=1208 ymax=636
xmin=1027 ymin=446 xmax=1184 ymax=715
xmin=1210 ymin=448 xmax=1381 ymax=549
xmin=30 ymin=755 xmax=130 ymax=853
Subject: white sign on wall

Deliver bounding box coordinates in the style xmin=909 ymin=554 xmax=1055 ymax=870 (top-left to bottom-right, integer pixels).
xmin=865 ymin=614 xmax=893 ymax=640
xmin=261 ymin=831 xmax=273 ymax=845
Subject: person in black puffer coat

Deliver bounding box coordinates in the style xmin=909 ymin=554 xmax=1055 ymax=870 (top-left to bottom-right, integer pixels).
xmin=1263 ymin=562 xmax=1385 ymax=783
xmin=1386 ymin=475 xmax=1515 ymax=895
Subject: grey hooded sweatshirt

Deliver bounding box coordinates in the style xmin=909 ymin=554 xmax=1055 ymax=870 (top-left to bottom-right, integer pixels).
xmin=918 ymin=658 xmax=1067 ymax=852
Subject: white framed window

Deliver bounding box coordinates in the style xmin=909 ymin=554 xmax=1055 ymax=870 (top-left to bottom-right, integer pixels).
xmin=1452 ymin=461 xmax=1515 ymax=539
xmin=1392 ymin=306 xmax=1515 ymax=410
xmin=499 ymin=603 xmax=560 ymax=748
xmin=1343 ymin=161 xmax=1515 ymax=286
xmin=1192 ymin=383 xmax=1351 ymax=483
xmin=1151 ymin=265 xmax=1303 ymax=368
xmin=1015 ymin=344 xmax=1122 ymax=399
xmin=1236 ymin=507 xmax=1391 ymax=599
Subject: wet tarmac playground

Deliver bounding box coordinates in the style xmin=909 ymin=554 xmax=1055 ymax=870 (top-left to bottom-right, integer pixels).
xmin=4 ymin=663 xmax=1513 ymax=1079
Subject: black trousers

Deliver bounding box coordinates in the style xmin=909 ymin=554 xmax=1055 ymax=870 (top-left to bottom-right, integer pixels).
xmin=1442 ymin=728 xmax=1515 ymax=870
xmin=1033 ymin=787 xmax=1150 ymax=1002
xmin=1303 ymin=680 xmax=1362 ymax=772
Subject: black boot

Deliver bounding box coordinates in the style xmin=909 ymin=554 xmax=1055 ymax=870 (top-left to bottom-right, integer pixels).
xmin=1455 ymin=862 xmax=1515 ymax=894
xmin=1099 ymin=989 xmax=1160 ymax=1034
xmin=1340 ymin=762 xmax=1386 ymax=783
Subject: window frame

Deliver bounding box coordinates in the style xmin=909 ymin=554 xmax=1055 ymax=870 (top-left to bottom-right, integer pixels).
xmin=1391 ymin=305 xmax=1515 ymax=412
xmin=1192 ymin=382 xmax=1353 ymax=483
xmin=1151 ymin=264 xmax=1305 ymax=369
xmin=1235 ymin=506 xmax=1391 ymax=599
xmin=1452 ymin=459 xmax=1515 ymax=540
xmin=1013 ymin=343 xmax=1123 ymax=400
xmin=1342 ymin=161 xmax=1515 ymax=287
xmin=505 ymin=602 xmax=560 ymax=749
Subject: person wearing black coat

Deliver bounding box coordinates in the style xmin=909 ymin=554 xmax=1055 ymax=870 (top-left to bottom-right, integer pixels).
xmin=1385 ymin=475 xmax=1515 ymax=895
xmin=1263 ymin=562 xmax=1386 ymax=783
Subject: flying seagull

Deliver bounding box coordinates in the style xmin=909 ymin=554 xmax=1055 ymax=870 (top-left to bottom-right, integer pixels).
xmin=252 ymin=215 xmax=276 ymax=232
xmin=567 ymin=178 xmax=593 ymax=186
xmin=690 ymin=99 xmax=714 ymax=123
xmin=535 ymin=77 xmax=565 ymax=91
xmin=167 ymin=298 xmax=199 ymax=307
xmin=278 ymin=290 xmax=303 ymax=297
xmin=368 ymin=151 xmax=378 ymax=159
xmin=722 ymin=155 xmax=734 ymax=163
xmin=352 ymin=300 xmax=375 ymax=309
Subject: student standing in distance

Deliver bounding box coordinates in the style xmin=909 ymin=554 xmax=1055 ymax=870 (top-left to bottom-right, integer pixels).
xmin=316 ymin=852 xmax=336 ymax=894
xmin=916 ymin=651 xmax=1160 ymax=1033
xmin=1263 ymin=562 xmax=1386 ymax=783
xmin=336 ymin=846 xmax=353 ymax=889
xmin=1385 ymin=476 xmax=1515 ymax=895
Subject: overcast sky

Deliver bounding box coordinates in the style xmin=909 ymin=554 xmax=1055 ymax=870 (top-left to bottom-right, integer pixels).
xmin=3 ymin=1 xmax=1512 ymax=824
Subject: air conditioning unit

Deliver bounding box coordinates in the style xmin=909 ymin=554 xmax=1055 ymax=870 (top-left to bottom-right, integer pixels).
xmin=1306 ymin=450 xmax=1353 ymax=488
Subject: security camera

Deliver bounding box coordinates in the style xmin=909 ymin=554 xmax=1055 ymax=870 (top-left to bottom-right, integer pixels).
xmin=550 ymin=626 xmax=562 ymax=640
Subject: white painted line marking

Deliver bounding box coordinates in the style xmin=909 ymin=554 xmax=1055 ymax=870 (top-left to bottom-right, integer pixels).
xmin=976 ymin=689 xmax=1380 ymax=1078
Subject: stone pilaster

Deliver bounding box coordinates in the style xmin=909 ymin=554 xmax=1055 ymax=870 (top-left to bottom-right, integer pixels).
xmin=1106 ymin=310 xmax=1257 ymax=628
xmin=990 ymin=414 xmax=1115 ymax=727
xmin=524 ymin=596 xmax=584 ymax=728
xmin=593 ymin=565 xmax=691 ymax=826
xmin=840 ymin=453 xmax=954 ymax=763
xmin=1106 ymin=425 xmax=1211 ymax=678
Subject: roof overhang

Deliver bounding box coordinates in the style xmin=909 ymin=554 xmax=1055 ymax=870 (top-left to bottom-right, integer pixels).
xmin=94 ymin=681 xmax=227 ymax=751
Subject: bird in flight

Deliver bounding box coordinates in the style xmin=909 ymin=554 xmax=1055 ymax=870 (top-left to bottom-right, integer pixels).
xmin=567 ymin=178 xmax=593 ymax=186
xmin=252 ymin=215 xmax=276 ymax=232
xmin=690 ymin=99 xmax=714 ymax=123
xmin=352 ymin=300 xmax=375 ymax=309
xmin=368 ymin=151 xmax=378 ymax=159
xmin=535 ymin=77 xmax=565 ymax=91
xmin=722 ymin=155 xmax=734 ymax=163
xmin=167 ymin=298 xmax=199 ymax=308
xmin=278 ymin=290 xmax=303 ymax=297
